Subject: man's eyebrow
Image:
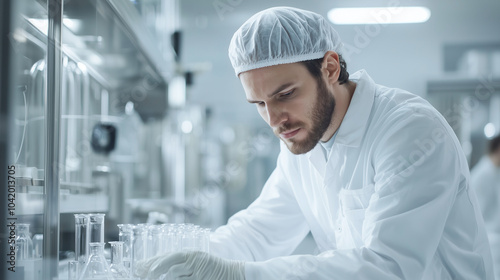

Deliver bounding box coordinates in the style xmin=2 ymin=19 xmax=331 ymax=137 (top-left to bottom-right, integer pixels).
xmin=246 ymin=82 xmax=294 ymax=103
xmin=268 ymin=82 xmax=294 ymax=98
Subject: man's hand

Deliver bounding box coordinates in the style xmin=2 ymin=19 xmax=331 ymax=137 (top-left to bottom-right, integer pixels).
xmin=136 ymin=251 xmax=245 ymax=280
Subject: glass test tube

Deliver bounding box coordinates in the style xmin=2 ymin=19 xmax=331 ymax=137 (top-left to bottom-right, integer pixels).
xmin=164 ymin=224 xmax=177 ymax=253
xmin=32 ymin=234 xmax=43 ymax=259
xmin=194 ymin=228 xmax=211 ymax=253
xmin=147 ymin=225 xmax=162 ymax=258
xmin=89 ymin=213 xmax=105 ymax=243
xmin=181 ymin=227 xmax=197 ymax=251
xmin=68 ymin=260 xmax=79 ymax=280
xmin=131 ymin=225 xmax=148 ymax=277
xmin=117 ymin=224 xmax=133 ymax=270
xmin=74 ymin=214 xmax=89 ymax=263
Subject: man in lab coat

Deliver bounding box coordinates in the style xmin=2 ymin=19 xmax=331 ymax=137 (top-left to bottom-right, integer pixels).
xmin=137 ymin=7 xmax=494 ymax=280
xmin=471 ymin=134 xmax=500 ymax=280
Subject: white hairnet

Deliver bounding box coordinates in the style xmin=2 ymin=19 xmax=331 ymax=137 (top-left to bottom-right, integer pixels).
xmin=228 ymin=7 xmax=344 ymax=76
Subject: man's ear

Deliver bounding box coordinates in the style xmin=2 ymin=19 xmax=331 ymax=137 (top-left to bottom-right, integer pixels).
xmin=322 ymin=51 xmax=341 ymax=84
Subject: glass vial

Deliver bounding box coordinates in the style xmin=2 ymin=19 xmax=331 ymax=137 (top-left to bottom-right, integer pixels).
xmin=131 ymin=225 xmax=148 ymax=278
xmin=78 ymin=242 xmax=113 ymax=280
xmin=117 ymin=224 xmax=133 ymax=270
xmin=147 ymin=225 xmax=162 ymax=258
xmin=197 ymin=228 xmax=211 ymax=253
xmin=68 ymin=260 xmax=79 ymax=280
xmin=181 ymin=227 xmax=197 ymax=251
xmin=89 ymin=213 xmax=105 ymax=243
xmin=74 ymin=214 xmax=90 ymax=263
xmin=32 ymin=234 xmax=43 ymax=259
xmin=15 ymin=223 xmax=33 ymax=260
xmin=109 ymin=241 xmax=130 ymax=279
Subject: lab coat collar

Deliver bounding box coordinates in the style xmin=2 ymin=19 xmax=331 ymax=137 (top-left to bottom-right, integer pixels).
xmin=330 ymin=69 xmax=375 ymax=147
xmin=306 ymin=69 xmax=375 ymax=174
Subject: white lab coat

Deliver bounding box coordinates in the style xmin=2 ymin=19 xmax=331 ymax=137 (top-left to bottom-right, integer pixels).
xmin=211 ymin=70 xmax=494 ymax=279
xmin=471 ymin=155 xmax=500 ymax=280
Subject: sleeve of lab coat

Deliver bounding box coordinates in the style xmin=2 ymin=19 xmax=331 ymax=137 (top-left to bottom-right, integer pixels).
xmin=209 ymin=150 xmax=310 ymax=262
xmin=245 ymin=110 xmax=471 ymax=279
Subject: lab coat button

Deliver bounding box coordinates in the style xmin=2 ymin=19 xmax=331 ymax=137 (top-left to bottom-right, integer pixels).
xmin=337 ymin=227 xmax=342 ymax=232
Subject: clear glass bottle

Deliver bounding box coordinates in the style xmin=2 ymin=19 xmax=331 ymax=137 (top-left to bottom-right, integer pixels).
xmin=15 ymin=223 xmax=33 ymax=260
xmin=109 ymin=241 xmax=130 ymax=279
xmin=78 ymin=242 xmax=113 ymax=280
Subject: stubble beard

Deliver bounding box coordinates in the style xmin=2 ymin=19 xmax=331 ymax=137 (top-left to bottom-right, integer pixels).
xmin=280 ymin=79 xmax=336 ymax=155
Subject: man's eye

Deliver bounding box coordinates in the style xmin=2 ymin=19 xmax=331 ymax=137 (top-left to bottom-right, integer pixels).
xmin=281 ymin=90 xmax=294 ymax=97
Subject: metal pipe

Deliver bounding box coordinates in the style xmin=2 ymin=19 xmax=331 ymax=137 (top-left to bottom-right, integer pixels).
xmin=44 ymin=0 xmax=63 ymax=278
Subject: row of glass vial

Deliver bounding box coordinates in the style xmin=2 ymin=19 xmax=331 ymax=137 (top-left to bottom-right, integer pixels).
xmin=73 ymin=214 xmax=211 ymax=279
xmin=120 ymin=223 xmax=211 ymax=279
xmin=119 ymin=223 xmax=211 ymax=262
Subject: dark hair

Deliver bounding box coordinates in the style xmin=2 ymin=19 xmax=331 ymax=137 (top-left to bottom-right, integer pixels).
xmin=301 ymin=54 xmax=349 ymax=85
xmin=489 ymin=134 xmax=500 ymax=154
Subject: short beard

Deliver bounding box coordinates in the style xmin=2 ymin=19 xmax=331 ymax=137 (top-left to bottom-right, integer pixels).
xmin=283 ymin=78 xmax=335 ymax=155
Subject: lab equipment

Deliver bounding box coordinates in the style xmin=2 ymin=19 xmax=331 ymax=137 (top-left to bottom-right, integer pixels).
xmin=147 ymin=225 xmax=162 ymax=258
xmin=228 ymin=7 xmax=344 ymax=76
xmin=91 ymin=123 xmax=117 ymax=154
xmin=89 ymin=213 xmax=106 ymax=243
xmin=32 ymin=234 xmax=43 ymax=259
xmin=181 ymin=225 xmax=199 ymax=251
xmin=131 ymin=224 xmax=148 ymax=278
xmin=68 ymin=260 xmax=79 ymax=280
xmin=74 ymin=214 xmax=90 ymax=264
xmin=109 ymin=241 xmax=130 ymax=279
xmin=78 ymin=242 xmax=113 ymax=280
xmin=199 ymin=228 xmax=211 ymax=253
xmin=72 ymin=213 xmax=212 ymax=279
xmin=117 ymin=224 xmax=133 ymax=270
xmin=16 ymin=223 xmax=33 ymax=260
xmin=118 ymin=222 xmax=212 ymax=278
xmin=163 ymin=224 xmax=179 ymax=253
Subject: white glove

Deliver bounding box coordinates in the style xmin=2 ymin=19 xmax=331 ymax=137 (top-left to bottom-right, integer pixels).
xmin=136 ymin=251 xmax=245 ymax=280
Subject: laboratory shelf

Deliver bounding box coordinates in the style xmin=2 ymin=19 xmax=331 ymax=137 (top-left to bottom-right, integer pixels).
xmin=16 ymin=193 xmax=109 ymax=216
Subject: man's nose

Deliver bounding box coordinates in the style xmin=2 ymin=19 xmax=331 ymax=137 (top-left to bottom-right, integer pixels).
xmin=266 ymin=104 xmax=287 ymax=128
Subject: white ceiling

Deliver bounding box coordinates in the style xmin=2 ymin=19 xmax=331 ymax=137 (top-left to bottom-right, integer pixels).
xmin=178 ymin=0 xmax=500 ymax=128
